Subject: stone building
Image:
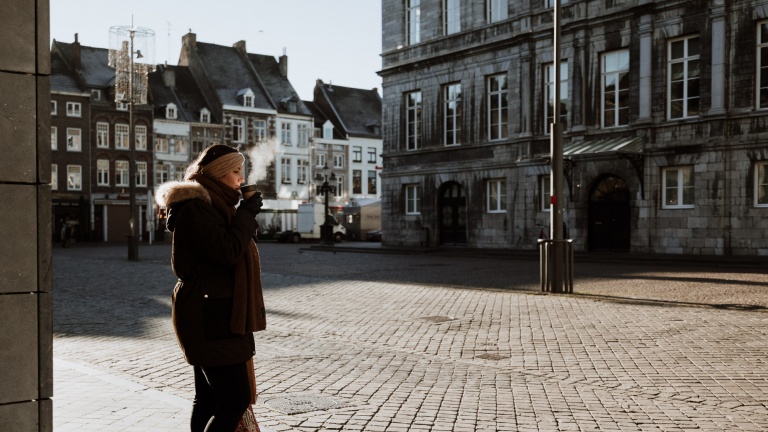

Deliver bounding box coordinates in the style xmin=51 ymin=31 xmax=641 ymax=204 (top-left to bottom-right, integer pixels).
xmin=379 ymin=0 xmax=768 ymax=255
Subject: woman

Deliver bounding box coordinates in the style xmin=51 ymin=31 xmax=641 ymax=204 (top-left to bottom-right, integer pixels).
xmin=155 ymin=144 xmax=266 ymax=431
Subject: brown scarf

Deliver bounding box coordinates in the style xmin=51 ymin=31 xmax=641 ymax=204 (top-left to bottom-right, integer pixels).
xmin=191 ymin=174 xmax=266 ymax=336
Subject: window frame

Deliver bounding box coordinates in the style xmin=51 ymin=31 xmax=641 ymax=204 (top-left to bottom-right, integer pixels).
xmin=232 ymin=117 xmax=245 ymax=143
xmin=135 ymin=125 xmax=147 ymax=151
xmin=66 ymin=128 xmax=81 ymax=152
xmin=97 ymin=159 xmax=110 ymax=186
xmin=136 ymin=161 xmax=147 ymax=187
xmin=661 ymin=166 xmax=695 ymax=209
xmin=115 ymin=123 xmax=129 ymax=150
xmin=368 ymin=170 xmax=378 ymax=195
xmin=405 ymin=91 xmax=422 ymax=151
xmin=281 ymin=122 xmax=292 ymax=145
xmin=200 ymin=108 xmax=211 ymax=123
xmin=444 ymin=83 xmax=462 ymax=146
xmin=115 ymin=160 xmax=129 ymax=187
xmin=66 ymin=102 xmax=81 ymax=117
xmin=297 ymin=159 xmax=309 ymax=184
xmin=667 ymin=35 xmax=700 ymax=120
xmin=297 ymin=124 xmax=310 ymax=147
xmin=51 ymin=101 xmax=57 ymax=115
xmin=405 ymin=184 xmax=421 ymax=215
xmin=96 ymin=122 xmax=110 ymax=148
xmin=758 ymin=21 xmax=768 ymax=109
xmin=66 ymin=165 xmax=82 ymax=191
xmin=406 ymin=0 xmax=421 ymax=45
xmin=487 ymin=0 xmax=507 ymax=23
xmin=155 ymin=163 xmax=169 ymax=186
xmin=601 ymin=49 xmax=630 ymax=128
xmin=166 ymin=103 xmax=178 ymax=120
xmin=281 ymin=158 xmax=292 ymax=184
xmin=755 ymin=161 xmax=768 ymax=207
xmin=544 ymin=62 xmax=569 ymax=133
xmin=51 ymin=164 xmax=58 ymax=190
xmin=443 ymin=0 xmax=461 ymax=35
xmin=253 ymin=119 xmax=267 ymax=142
xmin=367 ymin=147 xmax=378 ymax=163
xmin=352 ymin=146 xmax=363 ymax=163
xmin=155 ymin=137 xmax=169 ymax=153
xmin=352 ymin=170 xmax=362 ymax=194
xmin=541 ymin=175 xmax=551 ymax=212
xmin=487 ymin=75 xmax=508 ymax=141
xmin=486 ymin=179 xmax=507 ymax=213
xmin=51 ymin=126 xmax=57 ymax=150
xmin=316 ymin=153 xmax=327 ymax=168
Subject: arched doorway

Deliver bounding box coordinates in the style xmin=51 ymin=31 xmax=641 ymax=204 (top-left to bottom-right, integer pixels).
xmin=588 ymin=175 xmax=631 ymax=251
xmin=439 ymin=182 xmax=467 ymax=245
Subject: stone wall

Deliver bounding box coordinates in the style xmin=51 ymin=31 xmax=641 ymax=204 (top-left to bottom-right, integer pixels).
xmin=0 ymin=0 xmax=53 ymax=430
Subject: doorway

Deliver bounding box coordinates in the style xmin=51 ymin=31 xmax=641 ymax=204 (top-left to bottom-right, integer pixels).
xmin=588 ymin=175 xmax=631 ymax=251
xmin=439 ymin=182 xmax=467 ymax=245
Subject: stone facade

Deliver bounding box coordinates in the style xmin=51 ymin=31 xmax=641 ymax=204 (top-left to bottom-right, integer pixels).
xmin=380 ymin=0 xmax=768 ymax=256
xmin=0 ymin=0 xmax=53 ymax=430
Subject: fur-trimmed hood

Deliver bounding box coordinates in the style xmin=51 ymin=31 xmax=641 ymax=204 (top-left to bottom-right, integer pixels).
xmin=155 ymin=180 xmax=212 ymax=208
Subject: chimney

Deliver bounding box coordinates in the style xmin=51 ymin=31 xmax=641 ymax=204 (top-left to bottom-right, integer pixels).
xmin=233 ymin=40 xmax=246 ymax=53
xmin=73 ymin=33 xmax=81 ymax=70
xmin=162 ymin=66 xmax=176 ymax=88
xmin=182 ymin=32 xmax=197 ymax=48
xmin=279 ymin=52 xmax=288 ymax=77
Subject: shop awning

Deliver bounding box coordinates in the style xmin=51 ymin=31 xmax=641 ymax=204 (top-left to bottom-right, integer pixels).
xmin=563 ymin=137 xmax=644 ymax=156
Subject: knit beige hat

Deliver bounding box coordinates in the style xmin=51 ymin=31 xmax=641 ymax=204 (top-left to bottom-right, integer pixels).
xmin=201 ymin=152 xmax=244 ymax=180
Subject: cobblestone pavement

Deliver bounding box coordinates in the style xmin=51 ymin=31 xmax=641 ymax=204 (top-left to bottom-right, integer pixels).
xmin=52 ymin=242 xmax=768 ymax=431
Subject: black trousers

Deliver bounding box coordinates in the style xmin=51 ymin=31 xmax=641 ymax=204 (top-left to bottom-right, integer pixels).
xmin=190 ymin=362 xmax=251 ymax=432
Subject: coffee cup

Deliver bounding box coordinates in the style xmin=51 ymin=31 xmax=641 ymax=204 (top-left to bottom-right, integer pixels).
xmin=240 ymin=184 xmax=259 ymax=200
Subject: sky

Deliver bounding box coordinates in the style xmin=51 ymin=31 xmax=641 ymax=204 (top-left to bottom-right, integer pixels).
xmin=50 ymin=0 xmax=383 ymax=101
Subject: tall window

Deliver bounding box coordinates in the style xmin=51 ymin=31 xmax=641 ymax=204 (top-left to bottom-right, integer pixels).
xmin=756 ymin=162 xmax=768 ymax=207
xmin=368 ymin=171 xmax=377 ymax=195
xmin=115 ymin=160 xmax=129 ymax=187
xmin=353 ymin=170 xmax=362 ymax=194
xmin=155 ymin=137 xmax=169 ymax=153
xmin=662 ymin=166 xmax=695 ymax=209
xmin=545 ymin=62 xmax=569 ymax=133
xmin=96 ymin=122 xmax=109 ymax=148
xmin=335 ymin=176 xmax=344 ymax=198
xmin=51 ymin=127 xmax=57 ymax=150
xmin=487 ymin=0 xmax=507 ymax=23
xmin=297 ymin=124 xmax=309 ymax=147
xmin=443 ymin=0 xmax=460 ymax=35
xmin=405 ymin=185 xmax=421 ymax=215
xmin=136 ymin=162 xmax=147 ymax=187
xmin=172 ymin=138 xmax=188 ymax=155
xmin=406 ymin=91 xmax=422 ymax=150
xmin=281 ymin=123 xmax=292 ymax=145
xmin=333 ymin=154 xmax=344 ymax=168
xmin=281 ymin=158 xmax=292 ymax=183
xmin=541 ymin=175 xmax=551 ymax=212
xmin=97 ymin=159 xmax=110 ymax=186
xmin=602 ymin=50 xmax=630 ymax=128
xmin=353 ymin=146 xmax=362 ymax=163
xmin=444 ymin=83 xmax=462 ymax=146
xmin=487 ymin=75 xmax=508 ymax=141
xmin=191 ymin=140 xmax=204 ymax=158
xmin=135 ymin=125 xmax=147 ymax=150
xmin=367 ymin=147 xmax=377 ymax=163
xmin=155 ymin=164 xmax=169 ymax=185
xmin=115 ymin=123 xmax=129 ymax=149
xmin=67 ymin=165 xmax=82 ymax=191
xmin=66 ymin=102 xmax=81 ymax=117
xmin=758 ymin=22 xmax=768 ymax=109
xmin=316 ymin=153 xmax=327 ymax=167
xmin=51 ymin=101 xmax=57 ymax=115
xmin=51 ymin=164 xmax=58 ymax=190
xmin=406 ymin=0 xmax=421 ymax=45
xmin=66 ymin=128 xmax=81 ymax=151
xmin=297 ymin=159 xmax=309 ymax=184
xmin=487 ymin=179 xmax=506 ymax=213
xmin=254 ymin=119 xmax=267 ymax=142
xmin=232 ymin=118 xmax=245 ymax=143
xmin=668 ymin=36 xmax=700 ymax=119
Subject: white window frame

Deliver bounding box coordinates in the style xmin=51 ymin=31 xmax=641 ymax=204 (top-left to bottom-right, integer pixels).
xmin=155 ymin=137 xmax=169 ymax=153
xmin=97 ymin=159 xmax=110 ymax=186
xmin=367 ymin=148 xmax=377 ymax=163
xmin=353 ymin=146 xmax=362 ymax=163
xmin=487 ymin=75 xmax=508 ymax=141
xmin=172 ymin=138 xmax=188 ymax=155
xmin=667 ymin=35 xmax=700 ymax=120
xmin=166 ymin=103 xmax=178 ymax=120
xmin=297 ymin=159 xmax=309 ymax=184
xmin=136 ymin=161 xmax=147 ymax=187
xmin=405 ymin=184 xmax=421 ymax=215
xmin=443 ymin=0 xmax=460 ymax=35
xmin=444 ymin=83 xmax=462 ymax=146
xmin=200 ymin=108 xmax=211 ymax=123
xmin=662 ymin=166 xmax=695 ymax=209
xmin=316 ymin=153 xmax=327 ymax=168
xmin=91 ymin=89 xmax=101 ymax=101
xmin=487 ymin=0 xmax=507 ymax=23
xmin=116 ymin=101 xmax=128 ymax=111
xmin=135 ymin=125 xmax=147 ymax=151
xmin=115 ymin=160 xmax=129 ymax=187
xmin=51 ymin=126 xmax=57 ymax=150
xmin=66 ymin=128 xmax=81 ymax=151
xmin=333 ymin=154 xmax=344 ymax=168
xmin=758 ymin=22 xmax=768 ymax=109
xmin=541 ymin=175 xmax=551 ymax=212
xmin=297 ymin=124 xmax=310 ymax=147
xmin=601 ymin=49 xmax=630 ymax=128
xmin=406 ymin=0 xmax=421 ymax=45
xmin=253 ymin=119 xmax=267 ymax=142
xmin=66 ymin=102 xmax=81 ymax=117
xmin=406 ymin=91 xmax=422 ymax=151
xmin=96 ymin=122 xmax=110 ymax=148
xmin=281 ymin=122 xmax=292 ymax=145
xmin=155 ymin=164 xmax=169 ymax=185
xmin=487 ymin=179 xmax=507 ymax=213
xmin=51 ymin=164 xmax=58 ymax=190
xmin=755 ymin=161 xmax=768 ymax=207
xmin=232 ymin=117 xmax=245 ymax=143
xmin=335 ymin=176 xmax=344 ymax=198
xmin=281 ymin=158 xmax=292 ymax=184
xmin=545 ymin=62 xmax=569 ymax=133
xmin=115 ymin=123 xmax=129 ymax=149
xmin=66 ymin=165 xmax=82 ymax=191
xmin=51 ymin=100 xmax=57 ymax=115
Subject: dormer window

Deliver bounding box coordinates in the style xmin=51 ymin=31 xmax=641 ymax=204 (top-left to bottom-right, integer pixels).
xmin=323 ymin=120 xmax=334 ymax=139
xmin=281 ymin=96 xmax=299 ymax=114
xmin=91 ymin=89 xmax=101 ymax=101
xmin=200 ymin=108 xmax=211 ymax=123
xmin=166 ymin=103 xmax=178 ymax=120
xmin=237 ymin=88 xmax=256 ymax=108
xmin=288 ymin=100 xmax=297 ymax=113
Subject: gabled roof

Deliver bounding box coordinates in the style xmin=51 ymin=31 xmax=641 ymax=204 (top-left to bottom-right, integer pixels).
xmin=194 ymin=42 xmax=273 ymax=110
xmin=149 ymin=64 xmax=215 ymax=123
xmin=51 ymin=39 xmax=121 ymax=94
xmin=247 ymin=53 xmax=311 ymax=116
xmin=315 ymin=82 xmax=382 ymax=139
xmin=51 ymin=48 xmax=82 ymax=94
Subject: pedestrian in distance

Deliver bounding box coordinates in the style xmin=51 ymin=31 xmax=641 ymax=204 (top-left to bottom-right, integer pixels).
xmin=60 ymin=221 xmax=69 ymax=248
xmin=155 ymin=144 xmax=266 ymax=432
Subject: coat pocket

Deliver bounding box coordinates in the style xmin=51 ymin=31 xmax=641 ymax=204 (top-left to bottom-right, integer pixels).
xmin=202 ymin=296 xmax=235 ymax=340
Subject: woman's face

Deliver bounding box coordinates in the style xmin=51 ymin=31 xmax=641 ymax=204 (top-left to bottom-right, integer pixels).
xmin=219 ymin=165 xmax=244 ymax=191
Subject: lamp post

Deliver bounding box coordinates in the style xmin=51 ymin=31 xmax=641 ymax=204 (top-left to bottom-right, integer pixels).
xmin=109 ymin=24 xmax=155 ymax=261
xmin=314 ymin=164 xmax=336 ymax=245
xmin=550 ymin=0 xmax=565 ymax=292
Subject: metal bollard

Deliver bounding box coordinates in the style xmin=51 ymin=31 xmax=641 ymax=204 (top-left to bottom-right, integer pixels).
xmin=538 ymin=239 xmax=574 ymax=293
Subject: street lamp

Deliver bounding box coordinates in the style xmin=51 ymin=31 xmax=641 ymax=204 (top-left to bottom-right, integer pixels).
xmin=109 ymin=24 xmax=155 ymax=261
xmin=314 ymin=164 xmax=336 ymax=245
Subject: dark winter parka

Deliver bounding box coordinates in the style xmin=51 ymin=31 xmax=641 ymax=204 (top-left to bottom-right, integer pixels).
xmin=157 ymin=180 xmax=263 ymax=366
